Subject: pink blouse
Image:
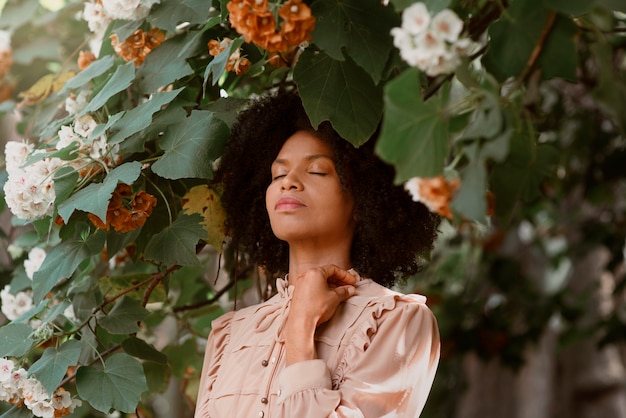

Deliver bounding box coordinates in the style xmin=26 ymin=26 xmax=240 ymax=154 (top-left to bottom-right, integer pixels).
xmin=194 ymin=272 xmax=440 ymax=418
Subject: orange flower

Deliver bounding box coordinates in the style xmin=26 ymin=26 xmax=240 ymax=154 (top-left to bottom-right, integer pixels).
xmin=279 ymin=0 xmax=315 ymax=45
xmin=0 ymin=49 xmax=13 ymax=79
xmin=404 ymin=176 xmax=460 ymax=218
xmin=110 ymin=28 xmax=165 ymax=66
xmin=209 ymin=38 xmax=252 ymax=75
xmin=77 ymin=50 xmax=96 ymax=70
xmin=0 ymin=79 xmax=14 ymax=102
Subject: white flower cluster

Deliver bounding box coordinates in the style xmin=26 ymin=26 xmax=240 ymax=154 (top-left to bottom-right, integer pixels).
xmin=391 ymin=2 xmax=477 ymax=77
xmin=0 ymin=358 xmax=81 ymax=418
xmin=3 ymin=142 xmax=62 ymax=221
xmin=0 ymin=285 xmax=34 ymax=321
xmin=83 ymin=0 xmax=160 ymax=39
xmin=3 ymin=115 xmax=119 ymax=221
xmin=24 ymin=247 xmax=47 ymax=280
xmin=64 ymin=90 xmax=91 ymax=116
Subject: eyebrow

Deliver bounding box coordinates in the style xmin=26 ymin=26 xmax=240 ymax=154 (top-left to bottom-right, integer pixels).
xmin=272 ymin=154 xmax=334 ymax=166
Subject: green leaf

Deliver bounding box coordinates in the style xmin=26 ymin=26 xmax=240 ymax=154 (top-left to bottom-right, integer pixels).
xmin=451 ymin=145 xmax=488 ymax=220
xmin=376 ymin=68 xmax=448 ymax=181
xmin=76 ymin=353 xmax=148 ymax=414
xmin=143 ymin=361 xmax=170 ymax=393
xmin=136 ymin=33 xmax=195 ymax=93
xmin=99 ymin=297 xmax=149 ymax=334
xmin=32 ymin=231 xmax=105 ymax=302
xmin=108 ymin=88 xmax=184 ymax=144
xmin=29 ymin=339 xmax=82 ymax=395
xmin=57 ymin=161 xmax=143 ymax=223
xmin=0 ymin=0 xmax=38 ymax=31
xmin=540 ymin=15 xmax=578 ymax=81
xmin=482 ymin=1 xmax=550 ymax=81
xmin=53 ymin=166 xmax=80 ymax=207
xmin=459 ymin=91 xmax=502 ymax=140
xmin=164 ymin=338 xmax=200 ymax=378
xmin=542 ymin=0 xmax=593 ymax=15
xmin=204 ymin=37 xmax=245 ymax=87
xmin=152 ymin=110 xmax=229 ymax=180
xmin=79 ymin=62 xmax=136 ymax=116
xmin=0 ymin=323 xmax=34 ymax=357
xmin=592 ymin=43 xmax=626 ymax=135
xmin=144 ymin=213 xmax=206 ymax=266
xmin=0 ymin=405 xmax=35 ymax=418
xmin=122 ymin=337 xmax=168 ymax=364
xmin=294 ymin=49 xmax=383 ymax=147
xmin=60 ymin=55 xmax=116 ymax=95
xmin=148 ymin=0 xmax=213 ymax=33
xmin=311 ymin=0 xmax=399 ymax=82
xmin=389 ymin=0 xmax=451 ymax=13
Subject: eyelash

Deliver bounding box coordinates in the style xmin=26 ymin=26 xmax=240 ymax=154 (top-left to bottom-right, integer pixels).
xmin=272 ymin=172 xmax=326 ymax=181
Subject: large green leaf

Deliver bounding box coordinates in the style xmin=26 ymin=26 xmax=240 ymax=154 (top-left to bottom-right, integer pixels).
xmin=32 ymin=231 xmax=106 ymax=302
xmin=311 ymin=0 xmax=399 ymax=83
xmin=108 ymin=88 xmax=183 ymax=144
xmin=78 ymin=62 xmax=136 ymax=116
xmin=144 ymin=213 xmax=206 ymax=266
xmin=0 ymin=323 xmax=34 ymax=357
xmin=148 ymin=0 xmax=213 ymax=33
xmin=135 ymin=33 xmax=196 ymax=93
xmin=152 ymin=110 xmax=229 ymax=180
xmin=76 ymin=353 xmax=148 ymax=414
xmin=99 ymin=297 xmax=149 ymax=334
xmin=57 ymin=162 xmax=143 ymax=223
xmin=122 ymin=337 xmax=168 ymax=364
xmin=540 ymin=15 xmax=578 ymax=81
xmin=294 ymin=49 xmax=383 ymax=147
xmin=60 ymin=55 xmax=115 ymax=94
xmin=53 ymin=166 xmax=80 ymax=207
xmin=29 ymin=339 xmax=82 ymax=395
xmin=376 ymin=68 xmax=448 ymax=181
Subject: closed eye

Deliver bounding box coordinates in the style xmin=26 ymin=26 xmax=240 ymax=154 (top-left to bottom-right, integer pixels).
xmin=272 ymin=174 xmax=286 ymax=181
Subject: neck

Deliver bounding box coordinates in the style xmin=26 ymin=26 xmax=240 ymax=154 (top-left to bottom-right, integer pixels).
xmin=287 ymin=240 xmax=352 ymax=283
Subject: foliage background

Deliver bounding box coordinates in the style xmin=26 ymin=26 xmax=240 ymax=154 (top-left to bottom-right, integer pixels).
xmin=0 ymin=0 xmax=625 ymax=416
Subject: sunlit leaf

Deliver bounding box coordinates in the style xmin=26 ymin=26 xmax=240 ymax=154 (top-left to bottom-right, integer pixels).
xmin=311 ymin=0 xmax=399 ymax=82
xmin=17 ymin=72 xmax=75 ymax=105
xmin=57 ymin=161 xmax=142 ymax=223
xmin=376 ymin=68 xmax=448 ymax=181
xmin=99 ymin=297 xmax=149 ymax=334
xmin=182 ymin=185 xmax=227 ymax=252
xmin=144 ymin=213 xmax=206 ymax=266
xmin=29 ymin=339 xmax=82 ymax=395
xmin=76 ymin=353 xmax=148 ymax=414
xmin=294 ymin=49 xmax=383 ymax=147
xmin=152 ymin=110 xmax=229 ymax=180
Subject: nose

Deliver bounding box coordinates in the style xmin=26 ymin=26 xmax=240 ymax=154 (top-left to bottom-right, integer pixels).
xmin=280 ymin=171 xmax=302 ymax=191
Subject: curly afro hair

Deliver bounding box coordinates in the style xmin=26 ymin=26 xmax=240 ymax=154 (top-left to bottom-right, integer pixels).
xmin=215 ymin=89 xmax=439 ymax=288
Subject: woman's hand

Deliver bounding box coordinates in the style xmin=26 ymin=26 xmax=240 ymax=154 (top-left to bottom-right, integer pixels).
xmin=284 ymin=265 xmax=356 ymax=365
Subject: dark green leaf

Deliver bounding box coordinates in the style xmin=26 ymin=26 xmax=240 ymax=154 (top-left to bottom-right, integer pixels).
xmin=29 ymin=339 xmax=82 ymax=395
xmin=540 ymin=15 xmax=578 ymax=81
xmin=99 ymin=297 xmax=149 ymax=334
xmin=0 ymin=405 xmax=35 ymax=418
xmin=76 ymin=353 xmax=148 ymax=414
xmin=136 ymin=33 xmax=195 ymax=93
xmin=376 ymin=68 xmax=448 ymax=181
xmin=144 ymin=213 xmax=206 ymax=266
xmin=79 ymin=62 xmax=136 ymax=116
xmin=311 ymin=0 xmax=399 ymax=82
xmin=389 ymin=0 xmax=451 ymax=13
xmin=204 ymin=37 xmax=244 ymax=87
xmin=148 ymin=0 xmax=213 ymax=33
xmin=53 ymin=166 xmax=80 ymax=206
xmin=60 ymin=55 xmax=116 ymax=95
xmin=108 ymin=88 xmax=183 ymax=144
xmin=0 ymin=323 xmax=34 ymax=357
xmin=542 ymin=0 xmax=593 ymax=15
xmin=143 ymin=361 xmax=170 ymax=393
xmin=164 ymin=338 xmax=200 ymax=378
xmin=122 ymin=337 xmax=168 ymax=364
xmin=294 ymin=49 xmax=383 ymax=147
xmin=152 ymin=110 xmax=229 ymax=180
xmin=57 ymin=161 xmax=142 ymax=223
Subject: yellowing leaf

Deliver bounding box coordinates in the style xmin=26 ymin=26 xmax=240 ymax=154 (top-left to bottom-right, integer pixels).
xmin=18 ymin=71 xmax=76 ymax=106
xmin=182 ymin=184 xmax=227 ymax=252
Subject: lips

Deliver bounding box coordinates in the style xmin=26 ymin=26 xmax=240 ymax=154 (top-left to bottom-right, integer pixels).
xmin=275 ymin=196 xmax=306 ymax=211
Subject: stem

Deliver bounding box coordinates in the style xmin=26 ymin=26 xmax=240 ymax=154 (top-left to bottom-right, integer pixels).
xmin=172 ymin=278 xmax=237 ymax=313
xmin=141 ymin=264 xmax=180 ymax=307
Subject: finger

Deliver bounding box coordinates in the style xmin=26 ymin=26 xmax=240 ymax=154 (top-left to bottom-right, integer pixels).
xmin=322 ymin=265 xmax=357 ymax=286
xmin=334 ymin=285 xmax=356 ymax=301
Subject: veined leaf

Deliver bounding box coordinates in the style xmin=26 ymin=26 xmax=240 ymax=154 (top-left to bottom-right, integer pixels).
xmin=144 ymin=213 xmax=206 ymax=266
xmin=182 ymin=185 xmax=227 ymax=252
xmin=17 ymin=72 xmax=76 ymax=105
xmin=76 ymin=353 xmax=148 ymax=414
xmin=99 ymin=297 xmax=149 ymax=335
xmin=60 ymin=55 xmax=115 ymax=94
xmin=78 ymin=61 xmax=135 ymax=116
xmin=152 ymin=110 xmax=229 ymax=180
xmin=294 ymin=49 xmax=383 ymax=147
xmin=57 ymin=161 xmax=142 ymax=223
xmin=0 ymin=323 xmax=34 ymax=357
xmin=311 ymin=0 xmax=399 ymax=83
xmin=376 ymin=68 xmax=449 ymax=181
xmin=29 ymin=339 xmax=82 ymax=395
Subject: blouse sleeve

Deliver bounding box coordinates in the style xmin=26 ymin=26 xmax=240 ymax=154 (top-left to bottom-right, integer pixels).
xmin=275 ymin=300 xmax=440 ymax=417
xmin=194 ymin=311 xmax=235 ymax=418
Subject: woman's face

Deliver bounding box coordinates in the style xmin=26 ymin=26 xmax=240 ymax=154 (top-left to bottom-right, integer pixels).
xmin=265 ymin=131 xmax=355 ymax=247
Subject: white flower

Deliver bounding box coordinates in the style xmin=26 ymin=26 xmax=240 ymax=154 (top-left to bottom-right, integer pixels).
xmin=431 ymin=8 xmax=464 ymax=42
xmin=0 ymin=358 xmax=14 ymax=382
xmin=83 ymin=1 xmax=111 ymax=36
xmin=57 ymin=125 xmax=83 ymax=150
xmin=0 ymin=30 xmax=11 ymax=53
xmin=4 ymin=157 xmax=61 ymax=220
xmin=51 ymin=390 xmax=73 ymax=409
xmin=0 ymin=285 xmax=34 ymax=321
xmin=63 ymin=304 xmax=78 ymax=322
xmin=4 ymin=141 xmax=34 ymax=173
xmin=73 ymin=115 xmax=98 ymax=138
xmin=401 ymin=2 xmax=430 ymax=35
xmin=24 ymin=248 xmax=47 ymax=280
xmin=101 ymin=0 xmax=160 ymax=21
xmin=65 ymin=90 xmax=90 ymax=115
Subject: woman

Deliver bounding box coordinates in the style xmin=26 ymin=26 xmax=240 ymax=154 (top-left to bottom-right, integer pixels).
xmin=195 ymin=90 xmax=440 ymax=417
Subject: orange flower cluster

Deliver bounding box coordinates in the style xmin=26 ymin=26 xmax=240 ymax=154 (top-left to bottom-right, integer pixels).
xmin=110 ymin=28 xmax=165 ymax=66
xmin=0 ymin=49 xmax=12 ymax=79
xmin=77 ymin=50 xmax=96 ymax=71
xmin=208 ymin=38 xmax=251 ymax=75
xmin=88 ymin=184 xmax=157 ymax=233
xmin=404 ymin=175 xmax=460 ymax=218
xmin=227 ymin=0 xmax=315 ymax=57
